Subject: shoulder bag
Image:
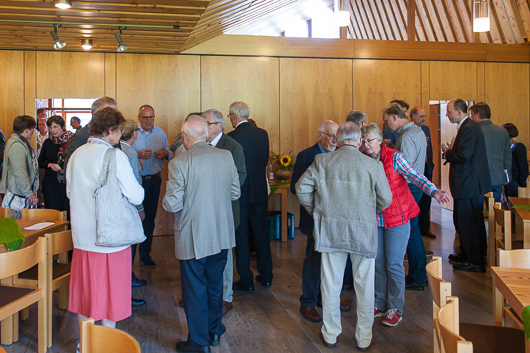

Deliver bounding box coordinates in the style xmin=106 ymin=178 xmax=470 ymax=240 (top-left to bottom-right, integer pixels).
xmin=94 ymin=148 xmax=146 ymax=247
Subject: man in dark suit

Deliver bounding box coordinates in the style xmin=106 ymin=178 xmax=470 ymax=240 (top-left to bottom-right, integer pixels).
xmin=227 ymin=101 xmax=273 ymax=291
xmin=442 ymin=99 xmax=491 ymax=273
xmin=410 ymin=106 xmax=436 ymax=239
xmin=203 ymin=109 xmax=246 ymax=315
xmin=292 ymin=120 xmax=354 ymax=323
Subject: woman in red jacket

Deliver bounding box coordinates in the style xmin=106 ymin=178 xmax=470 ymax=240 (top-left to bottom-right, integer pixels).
xmin=361 ymin=123 xmax=449 ymax=327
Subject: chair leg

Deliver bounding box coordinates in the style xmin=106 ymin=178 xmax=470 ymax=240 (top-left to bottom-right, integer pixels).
xmin=38 ymin=298 xmax=47 ymax=353
xmin=58 ymin=286 xmax=69 ymax=309
xmin=21 ymin=307 xmax=29 ymax=320
xmin=0 ymin=316 xmax=14 ymax=345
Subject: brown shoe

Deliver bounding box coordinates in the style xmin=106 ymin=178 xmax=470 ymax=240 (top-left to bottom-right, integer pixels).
xmin=222 ymin=301 xmax=233 ymax=316
xmin=300 ymin=305 xmax=322 ymax=322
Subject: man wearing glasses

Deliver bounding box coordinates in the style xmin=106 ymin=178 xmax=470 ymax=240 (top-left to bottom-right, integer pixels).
xmin=133 ymin=104 xmax=171 ymax=269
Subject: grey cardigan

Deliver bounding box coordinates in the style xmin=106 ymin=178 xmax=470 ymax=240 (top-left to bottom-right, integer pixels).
xmin=0 ymin=133 xmax=38 ymax=198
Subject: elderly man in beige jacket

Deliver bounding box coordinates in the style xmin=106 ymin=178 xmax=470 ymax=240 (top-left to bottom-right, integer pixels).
xmin=296 ymin=122 xmax=392 ymax=352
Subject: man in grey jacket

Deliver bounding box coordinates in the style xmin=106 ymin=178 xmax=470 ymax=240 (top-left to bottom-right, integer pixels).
xmin=470 ymin=102 xmax=511 ymax=202
xmin=296 ymin=122 xmax=392 ymax=352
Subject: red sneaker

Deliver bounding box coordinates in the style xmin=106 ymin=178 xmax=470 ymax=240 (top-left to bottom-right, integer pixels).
xmin=374 ymin=307 xmax=385 ymax=318
xmin=382 ymin=309 xmax=402 ymax=326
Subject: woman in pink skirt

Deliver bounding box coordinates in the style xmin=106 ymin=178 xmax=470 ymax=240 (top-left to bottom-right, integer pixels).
xmin=66 ymin=107 xmax=144 ymax=335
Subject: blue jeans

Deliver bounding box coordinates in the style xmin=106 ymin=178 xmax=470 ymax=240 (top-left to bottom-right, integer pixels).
xmin=375 ymin=223 xmax=410 ymax=315
xmin=406 ymin=184 xmax=426 ymax=286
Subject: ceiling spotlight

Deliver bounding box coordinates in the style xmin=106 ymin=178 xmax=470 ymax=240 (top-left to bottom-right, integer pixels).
xmin=81 ymin=39 xmax=93 ymax=50
xmin=50 ymin=24 xmax=66 ymax=50
xmin=54 ymin=0 xmax=72 ymax=9
xmin=115 ymin=27 xmax=128 ymax=52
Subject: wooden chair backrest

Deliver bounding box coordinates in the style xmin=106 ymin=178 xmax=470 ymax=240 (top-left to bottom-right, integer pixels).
xmin=498 ymin=249 xmax=530 ymax=269
xmin=493 ymin=203 xmax=511 ymax=251
xmin=436 ymin=297 xmax=473 ymax=353
xmin=21 ymin=208 xmax=67 ymax=221
xmin=518 ymin=187 xmax=530 ymax=198
xmin=47 ymin=230 xmax=73 ymax=256
xmin=0 ymin=207 xmax=11 ymax=218
xmin=0 ymin=236 xmax=47 ymax=280
xmin=426 ymin=256 xmax=452 ymax=353
xmin=426 ymin=256 xmax=452 ymax=309
xmin=81 ymin=318 xmax=141 ymax=353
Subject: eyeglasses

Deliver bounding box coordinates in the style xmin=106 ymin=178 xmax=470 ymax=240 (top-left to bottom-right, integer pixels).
xmin=207 ymin=122 xmax=221 ymax=126
xmin=320 ymin=131 xmax=336 ymax=140
xmin=227 ymin=113 xmax=235 ymax=119
xmin=362 ymin=138 xmax=378 ymax=145
xmin=139 ymin=115 xmax=155 ymax=120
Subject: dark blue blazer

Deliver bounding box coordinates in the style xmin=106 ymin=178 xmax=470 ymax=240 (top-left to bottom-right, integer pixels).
xmin=446 ymin=118 xmax=491 ymax=199
xmin=227 ymin=122 xmax=269 ymax=205
xmin=290 ymin=143 xmax=321 ymax=236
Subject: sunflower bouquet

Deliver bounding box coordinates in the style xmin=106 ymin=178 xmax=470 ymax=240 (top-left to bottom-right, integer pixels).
xmin=272 ymin=151 xmax=296 ymax=172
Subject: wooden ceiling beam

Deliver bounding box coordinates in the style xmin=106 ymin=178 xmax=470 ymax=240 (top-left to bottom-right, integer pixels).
xmin=351 ymin=1 xmax=369 ymax=39
xmin=366 ymin=0 xmax=386 ymax=40
xmin=388 ymin=0 xmax=407 ymax=40
xmin=423 ymin=0 xmax=446 ymax=41
xmin=494 ymin=0 xmax=524 ymax=43
xmin=361 ymin=1 xmax=381 ymax=40
xmin=514 ymin=0 xmax=530 ymax=40
xmin=432 ymin=0 xmax=454 ymax=41
xmin=443 ymin=0 xmax=465 ymax=42
xmin=415 ymin=0 xmax=435 ymax=41
xmin=406 ymin=0 xmax=415 ymax=40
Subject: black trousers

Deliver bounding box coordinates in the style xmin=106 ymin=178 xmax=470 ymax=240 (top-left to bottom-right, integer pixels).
xmin=234 ymin=200 xmax=273 ymax=286
xmin=453 ymin=196 xmax=487 ymax=267
xmin=418 ymin=169 xmax=433 ymax=234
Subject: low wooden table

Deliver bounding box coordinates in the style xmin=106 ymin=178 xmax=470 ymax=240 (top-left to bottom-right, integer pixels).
xmin=491 ymin=266 xmax=530 ymax=352
xmin=0 ymin=219 xmax=69 ymax=345
xmin=507 ymin=197 xmax=530 ymax=248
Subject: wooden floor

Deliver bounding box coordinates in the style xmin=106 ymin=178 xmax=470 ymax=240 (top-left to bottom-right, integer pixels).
xmin=2 ymin=203 xmax=497 ymax=353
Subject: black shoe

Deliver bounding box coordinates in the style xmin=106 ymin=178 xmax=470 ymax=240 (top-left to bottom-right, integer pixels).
xmin=132 ymin=277 xmax=146 ymax=287
xmin=422 ymin=231 xmax=437 ymax=239
xmin=453 ymin=262 xmax=486 ymax=273
xmin=209 ymin=332 xmax=222 ymax=347
xmin=140 ymin=258 xmax=156 ymax=268
xmin=176 ymin=341 xmax=211 ymax=353
xmin=232 ymin=279 xmax=254 ymax=292
xmin=405 ymin=277 xmax=425 ymax=291
xmin=255 ymin=275 xmax=272 ymax=288
xmin=132 ymin=297 xmax=146 ymax=306
xmin=448 ymin=253 xmax=467 ymax=263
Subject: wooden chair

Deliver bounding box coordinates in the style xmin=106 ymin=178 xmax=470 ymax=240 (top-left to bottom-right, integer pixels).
xmin=18 ymin=231 xmax=73 ymax=346
xmin=19 ymin=208 xmax=66 ymax=322
xmin=496 ymin=249 xmax=530 ymax=330
xmin=21 ymin=208 xmax=67 ymax=222
xmin=427 ymin=257 xmax=525 ymax=353
xmin=518 ymin=186 xmax=530 ymax=197
xmin=483 ymin=191 xmax=494 ymax=218
xmin=426 ymin=257 xmax=452 ymax=353
xmin=484 ymin=192 xmax=495 ymax=275
xmin=80 ymin=318 xmax=141 ymax=353
xmin=493 ymin=203 xmax=512 ymax=252
xmin=0 ymin=237 xmax=48 ymax=352
xmin=0 ymin=207 xmax=11 ymax=218
xmin=434 ymin=297 xmax=473 ymax=353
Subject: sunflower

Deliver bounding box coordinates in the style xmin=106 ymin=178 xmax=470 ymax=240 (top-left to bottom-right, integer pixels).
xmin=280 ymin=154 xmax=291 ymax=167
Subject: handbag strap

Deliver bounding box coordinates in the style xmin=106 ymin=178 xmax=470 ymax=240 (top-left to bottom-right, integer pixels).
xmin=97 ymin=148 xmax=117 ymax=190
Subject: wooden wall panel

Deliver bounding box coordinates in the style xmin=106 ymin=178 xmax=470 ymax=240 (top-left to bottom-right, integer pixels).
xmin=429 ymin=61 xmax=479 ymax=100
xmin=35 ymin=52 xmax=105 ymax=99
xmin=0 ymin=51 xmax=25 ymax=139
xmin=104 ymin=53 xmax=116 ymax=99
xmin=485 ymin=63 xmax=530 ymax=147
xmin=116 ymin=54 xmax=201 ymax=236
xmin=201 ymin=56 xmax=280 ymax=152
xmin=279 ymin=58 xmax=353 ymax=155
xmin=352 ymin=59 xmax=422 ymax=128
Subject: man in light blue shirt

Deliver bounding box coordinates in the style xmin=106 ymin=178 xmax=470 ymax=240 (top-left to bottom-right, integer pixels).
xmin=133 ymin=104 xmax=171 ymax=268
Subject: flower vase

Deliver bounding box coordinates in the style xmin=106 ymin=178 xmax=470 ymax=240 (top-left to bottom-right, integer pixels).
xmin=275 ymin=169 xmax=292 ymax=181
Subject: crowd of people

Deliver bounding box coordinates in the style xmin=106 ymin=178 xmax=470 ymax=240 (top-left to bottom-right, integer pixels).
xmin=0 ymin=96 xmax=527 ymax=352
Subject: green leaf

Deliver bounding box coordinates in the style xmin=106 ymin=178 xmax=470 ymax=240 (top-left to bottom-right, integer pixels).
xmin=523 ymin=305 xmax=530 ymax=341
